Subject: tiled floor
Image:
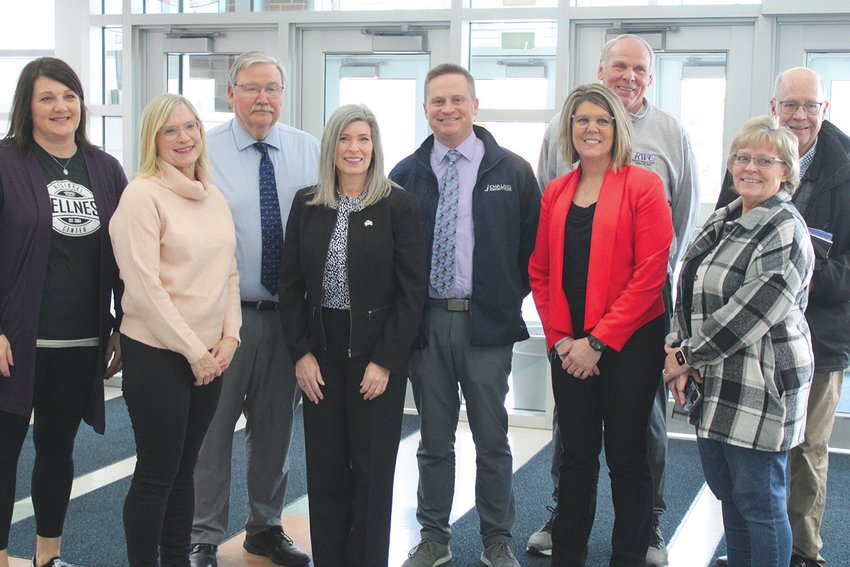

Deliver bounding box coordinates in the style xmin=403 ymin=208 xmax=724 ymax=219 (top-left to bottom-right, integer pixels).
xmin=11 ymin=389 xmax=726 ymax=567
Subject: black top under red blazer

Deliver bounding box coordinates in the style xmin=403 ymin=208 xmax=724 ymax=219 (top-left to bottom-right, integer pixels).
xmin=278 ymin=185 xmax=427 ymax=374
xmin=529 ymin=165 xmax=672 ymax=351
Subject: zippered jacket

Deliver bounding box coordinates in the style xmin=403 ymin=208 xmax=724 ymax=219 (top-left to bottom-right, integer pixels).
xmin=389 ymin=125 xmax=541 ymax=347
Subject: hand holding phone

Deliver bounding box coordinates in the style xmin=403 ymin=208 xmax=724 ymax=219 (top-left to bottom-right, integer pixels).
xmin=682 ymin=377 xmax=703 ymax=414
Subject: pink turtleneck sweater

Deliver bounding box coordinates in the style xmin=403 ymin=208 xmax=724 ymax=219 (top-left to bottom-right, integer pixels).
xmin=110 ymin=160 xmax=241 ymax=364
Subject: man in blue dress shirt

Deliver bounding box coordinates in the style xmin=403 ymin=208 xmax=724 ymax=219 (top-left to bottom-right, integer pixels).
xmin=188 ymin=51 xmax=319 ymax=567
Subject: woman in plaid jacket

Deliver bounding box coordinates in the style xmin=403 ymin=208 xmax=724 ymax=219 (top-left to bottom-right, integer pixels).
xmin=663 ymin=116 xmax=814 ymax=567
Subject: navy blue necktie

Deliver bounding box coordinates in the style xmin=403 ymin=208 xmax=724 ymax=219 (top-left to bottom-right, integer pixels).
xmin=255 ymin=142 xmax=283 ymax=295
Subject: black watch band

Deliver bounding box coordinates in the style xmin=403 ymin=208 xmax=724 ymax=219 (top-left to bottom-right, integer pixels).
xmin=588 ymin=334 xmax=607 ymax=353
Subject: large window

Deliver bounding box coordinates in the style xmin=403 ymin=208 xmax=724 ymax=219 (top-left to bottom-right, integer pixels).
xmin=470 ymin=20 xmax=557 ymax=176
xmin=0 ymin=0 xmax=54 ymax=135
xmin=124 ymin=0 xmax=450 ymax=13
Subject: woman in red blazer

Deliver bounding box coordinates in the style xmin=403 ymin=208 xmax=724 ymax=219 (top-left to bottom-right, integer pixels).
xmin=528 ymin=83 xmax=672 ymax=566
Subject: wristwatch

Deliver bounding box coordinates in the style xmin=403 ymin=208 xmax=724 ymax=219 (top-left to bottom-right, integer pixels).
xmin=675 ymin=348 xmax=690 ymax=367
xmin=587 ymin=334 xmax=607 ymax=353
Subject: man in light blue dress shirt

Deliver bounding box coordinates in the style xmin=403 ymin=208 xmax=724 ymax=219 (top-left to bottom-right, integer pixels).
xmin=189 ymin=51 xmax=319 ymax=567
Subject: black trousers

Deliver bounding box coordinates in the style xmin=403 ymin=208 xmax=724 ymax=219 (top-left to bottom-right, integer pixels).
xmin=121 ymin=337 xmax=221 ymax=567
xmin=551 ymin=316 xmax=665 ymax=567
xmin=0 ymin=347 xmax=97 ymax=550
xmin=303 ymin=308 xmax=406 ymax=567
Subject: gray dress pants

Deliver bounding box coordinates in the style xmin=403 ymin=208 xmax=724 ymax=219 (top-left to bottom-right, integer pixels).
xmin=191 ymin=307 xmax=300 ymax=543
xmin=410 ymin=305 xmax=517 ymax=547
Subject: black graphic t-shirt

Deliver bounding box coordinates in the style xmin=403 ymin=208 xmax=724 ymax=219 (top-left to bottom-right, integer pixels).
xmin=35 ymin=145 xmax=101 ymax=341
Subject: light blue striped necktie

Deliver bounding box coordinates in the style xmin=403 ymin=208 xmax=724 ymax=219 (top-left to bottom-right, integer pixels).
xmin=430 ymin=148 xmax=461 ymax=295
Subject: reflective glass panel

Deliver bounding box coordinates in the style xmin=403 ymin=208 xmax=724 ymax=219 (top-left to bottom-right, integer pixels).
xmin=166 ymin=53 xmax=236 ymax=131
xmin=478 ymin=121 xmax=546 ymax=178
xmin=91 ymin=0 xmax=123 ymax=14
xmin=0 ymin=58 xmax=35 ymax=125
xmin=574 ymin=0 xmax=758 ymax=5
xmin=325 ymin=54 xmax=430 ymax=173
xmin=1 ymin=0 xmax=54 ymax=49
xmin=136 ymin=0 xmax=447 ymax=12
xmin=469 ymin=21 xmax=557 ymax=111
xmin=647 ymin=53 xmax=726 ymax=205
xmin=470 ymin=0 xmax=556 ymax=6
xmin=312 ymin=0 xmax=448 ymax=9
xmin=90 ymin=27 xmax=124 ymax=106
xmin=807 ymin=52 xmax=850 ymax=137
xmin=89 ymin=115 xmax=124 ymax=164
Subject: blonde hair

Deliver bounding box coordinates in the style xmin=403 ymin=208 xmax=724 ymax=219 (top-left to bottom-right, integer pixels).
xmin=137 ymin=94 xmax=210 ymax=180
xmin=307 ymin=104 xmax=398 ymax=208
xmin=726 ymin=116 xmax=800 ymax=195
xmin=559 ymin=83 xmax=633 ymax=171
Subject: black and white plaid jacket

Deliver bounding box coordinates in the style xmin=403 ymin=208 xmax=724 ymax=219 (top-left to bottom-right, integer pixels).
xmin=670 ymin=193 xmax=815 ymax=451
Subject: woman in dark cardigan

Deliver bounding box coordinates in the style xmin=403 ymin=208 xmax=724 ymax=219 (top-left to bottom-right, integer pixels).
xmin=0 ymin=58 xmax=126 ymax=567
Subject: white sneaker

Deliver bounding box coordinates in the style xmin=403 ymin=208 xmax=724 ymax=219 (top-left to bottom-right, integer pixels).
xmin=526 ymin=505 xmax=555 ymax=556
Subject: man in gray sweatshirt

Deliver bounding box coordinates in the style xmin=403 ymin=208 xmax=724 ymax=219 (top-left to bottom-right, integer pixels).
xmin=528 ymin=33 xmax=701 ymax=567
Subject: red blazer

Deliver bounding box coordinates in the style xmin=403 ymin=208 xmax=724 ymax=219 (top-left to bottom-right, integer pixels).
xmin=529 ymin=165 xmax=672 ymax=351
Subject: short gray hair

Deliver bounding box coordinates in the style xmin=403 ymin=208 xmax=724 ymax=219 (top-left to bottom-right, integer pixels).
xmin=727 ymin=116 xmax=800 ymax=195
xmin=228 ymin=50 xmax=287 ymax=88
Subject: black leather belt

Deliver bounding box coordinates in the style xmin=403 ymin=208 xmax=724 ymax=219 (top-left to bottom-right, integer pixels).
xmin=241 ymin=300 xmax=279 ymax=311
xmin=429 ymin=298 xmax=471 ymax=312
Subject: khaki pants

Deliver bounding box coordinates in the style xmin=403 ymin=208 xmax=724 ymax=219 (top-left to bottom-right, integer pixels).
xmin=788 ymin=369 xmax=844 ymax=565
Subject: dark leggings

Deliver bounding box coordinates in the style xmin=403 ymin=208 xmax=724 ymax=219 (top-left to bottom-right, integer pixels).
xmin=121 ymin=336 xmax=221 ymax=567
xmin=0 ymin=347 xmax=98 ymax=550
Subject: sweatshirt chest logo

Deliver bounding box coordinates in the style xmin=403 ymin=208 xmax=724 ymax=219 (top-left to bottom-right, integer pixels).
xmin=633 ymin=151 xmax=656 ymax=167
xmin=485 ymin=184 xmax=513 ymax=192
xmin=47 ymin=180 xmax=100 ymax=237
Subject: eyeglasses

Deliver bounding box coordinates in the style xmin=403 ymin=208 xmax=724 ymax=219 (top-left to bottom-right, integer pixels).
xmin=571 ymin=115 xmax=615 ymax=129
xmin=160 ymin=121 xmax=200 ymax=140
xmin=234 ymin=83 xmax=284 ymax=98
xmin=733 ymin=153 xmax=785 ymax=169
xmin=773 ymin=99 xmax=825 ymax=116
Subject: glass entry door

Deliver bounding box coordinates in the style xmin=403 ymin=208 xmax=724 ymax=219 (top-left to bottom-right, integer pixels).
xmin=299 ymin=26 xmax=451 ymax=170
xmin=574 ymin=22 xmax=755 ymax=215
xmin=136 ymin=26 xmax=280 ymax=170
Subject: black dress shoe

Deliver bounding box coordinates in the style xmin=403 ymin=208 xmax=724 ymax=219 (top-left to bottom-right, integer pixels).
xmin=189 ymin=543 xmax=218 ymax=567
xmin=243 ymin=526 xmax=311 ymax=566
xmin=714 ymin=556 xmax=728 ymax=567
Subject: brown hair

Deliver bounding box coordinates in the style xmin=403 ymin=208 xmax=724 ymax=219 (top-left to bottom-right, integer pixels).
xmin=3 ymin=57 xmax=94 ymax=154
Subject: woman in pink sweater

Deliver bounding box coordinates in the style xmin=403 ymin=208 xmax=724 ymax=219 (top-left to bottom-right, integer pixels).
xmin=109 ymin=94 xmax=241 ymax=567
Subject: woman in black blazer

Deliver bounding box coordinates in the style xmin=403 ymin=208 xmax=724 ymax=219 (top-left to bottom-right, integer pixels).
xmin=278 ymin=104 xmax=426 ymax=567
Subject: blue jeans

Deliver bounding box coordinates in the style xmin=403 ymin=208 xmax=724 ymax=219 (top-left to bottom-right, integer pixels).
xmin=697 ymin=437 xmax=791 ymax=567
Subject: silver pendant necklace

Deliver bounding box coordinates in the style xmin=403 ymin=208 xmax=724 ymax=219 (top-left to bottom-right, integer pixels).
xmin=49 ymin=151 xmax=75 ymax=176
